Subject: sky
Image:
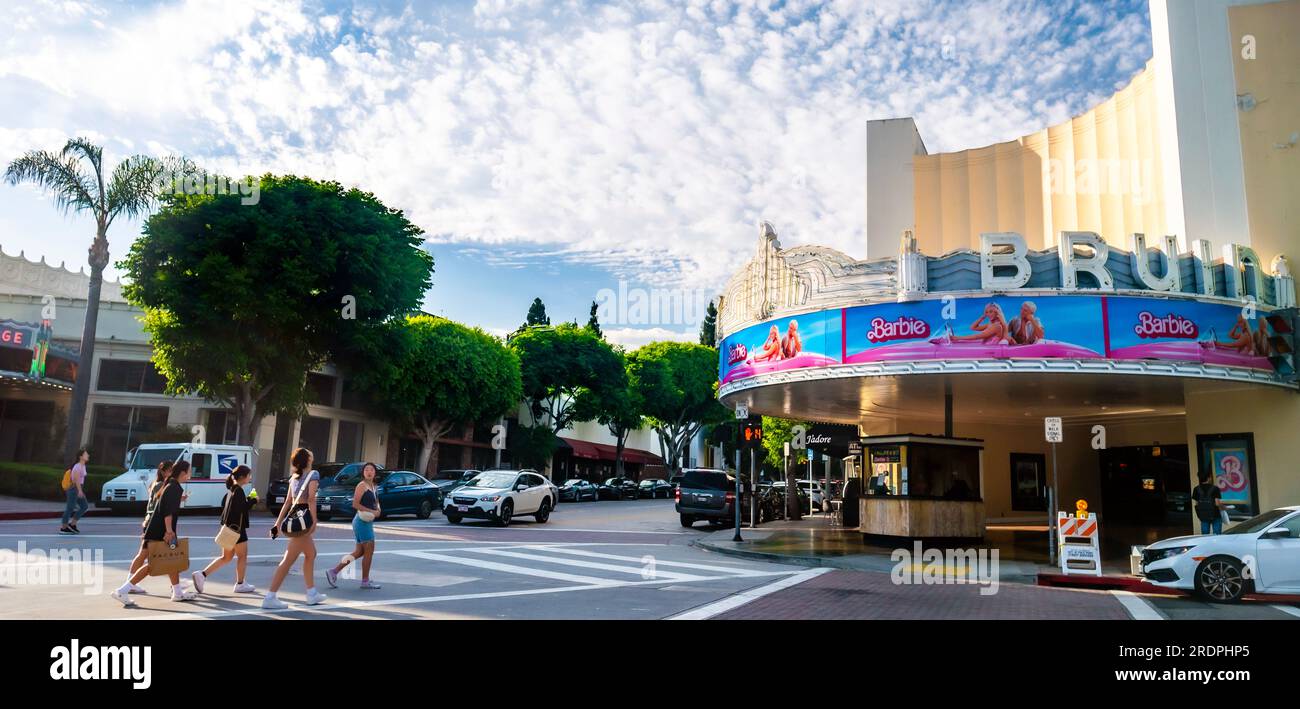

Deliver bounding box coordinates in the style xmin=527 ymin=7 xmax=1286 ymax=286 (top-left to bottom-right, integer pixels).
xmin=0 ymin=0 xmax=1153 ymax=345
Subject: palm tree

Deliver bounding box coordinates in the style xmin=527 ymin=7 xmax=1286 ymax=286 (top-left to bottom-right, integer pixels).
xmin=5 ymin=138 xmax=186 ymax=461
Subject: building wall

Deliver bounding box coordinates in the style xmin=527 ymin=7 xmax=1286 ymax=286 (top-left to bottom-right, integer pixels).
xmin=1184 ymin=384 xmax=1300 ymax=517
xmin=865 ymin=118 xmax=928 ymax=259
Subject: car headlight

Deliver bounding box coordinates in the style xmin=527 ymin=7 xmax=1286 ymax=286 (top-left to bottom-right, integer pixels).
xmin=480 ymin=495 xmax=501 ymax=502
xmin=1147 ymin=546 xmax=1195 ymax=562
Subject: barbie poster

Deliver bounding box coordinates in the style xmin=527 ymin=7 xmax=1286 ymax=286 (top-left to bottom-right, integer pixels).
xmin=719 ymin=311 xmax=841 ymax=384
xmin=1105 ymin=297 xmax=1273 ymax=371
xmin=843 ymin=296 xmax=1104 ymax=364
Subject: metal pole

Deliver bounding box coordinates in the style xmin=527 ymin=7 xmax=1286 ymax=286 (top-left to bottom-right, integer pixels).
xmin=749 ymin=449 xmax=756 ymax=528
xmin=808 ymin=450 xmax=814 ymax=517
xmin=1048 ymin=442 xmax=1059 ymax=566
xmin=733 ymin=448 xmax=743 ymax=541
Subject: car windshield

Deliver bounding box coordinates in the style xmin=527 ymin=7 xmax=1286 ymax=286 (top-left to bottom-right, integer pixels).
xmin=129 ymin=448 xmax=183 ymax=471
xmin=466 ymin=471 xmax=518 ymax=489
xmin=435 ymin=470 xmax=466 ymax=480
xmin=562 ymin=479 xmax=584 ymax=486
xmin=682 ymin=471 xmax=731 ymax=490
xmin=1223 ymin=509 xmax=1292 ymax=535
xmin=316 ymin=463 xmax=349 ymax=479
xmin=335 ymin=469 xmax=388 ymax=486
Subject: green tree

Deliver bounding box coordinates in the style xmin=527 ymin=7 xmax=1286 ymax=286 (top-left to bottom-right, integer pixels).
xmin=630 ymin=341 xmax=730 ymax=476
xmin=509 ymin=323 xmax=626 ymax=474
xmin=353 ymin=316 xmax=521 ymax=475
xmin=592 ymin=349 xmax=642 ymax=477
xmin=120 ymin=174 xmax=433 ymax=446
xmin=5 ymin=138 xmax=188 ymax=460
xmin=508 ymin=423 xmax=560 ymax=472
xmin=585 ymin=300 xmax=603 ymax=339
xmin=761 ymin=415 xmax=810 ymax=520
xmin=699 ymin=300 xmax=718 ymax=346
xmin=523 ymin=297 xmax=550 ymax=328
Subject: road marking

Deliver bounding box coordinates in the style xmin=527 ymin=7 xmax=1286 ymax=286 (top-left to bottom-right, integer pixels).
xmin=390 ymin=523 xmax=691 ymax=535
xmin=470 ymin=547 xmax=710 ymax=581
xmin=522 ymin=545 xmax=776 ymax=576
xmin=395 ymin=550 xmax=618 ymax=586
xmin=1111 ymin=590 xmax=1165 ymax=620
xmin=1272 ymin=604 xmax=1300 ymax=619
xmin=666 ymin=568 xmax=832 ymax=620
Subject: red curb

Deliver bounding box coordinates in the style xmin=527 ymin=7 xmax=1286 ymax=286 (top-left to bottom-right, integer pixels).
xmin=1036 ymin=572 xmax=1300 ymax=604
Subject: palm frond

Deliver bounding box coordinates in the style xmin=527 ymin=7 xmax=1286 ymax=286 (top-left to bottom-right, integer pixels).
xmin=3 ymin=149 xmax=98 ymax=215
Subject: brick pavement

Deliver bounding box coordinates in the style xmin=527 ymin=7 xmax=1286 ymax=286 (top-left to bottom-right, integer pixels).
xmin=712 ymin=569 xmax=1133 ymax=620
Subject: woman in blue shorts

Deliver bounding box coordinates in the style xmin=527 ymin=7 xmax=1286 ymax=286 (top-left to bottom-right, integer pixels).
xmin=326 ymin=462 xmax=382 ymax=589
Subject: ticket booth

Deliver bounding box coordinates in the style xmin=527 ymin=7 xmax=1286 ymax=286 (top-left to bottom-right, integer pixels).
xmin=859 ymin=435 xmax=984 ymax=542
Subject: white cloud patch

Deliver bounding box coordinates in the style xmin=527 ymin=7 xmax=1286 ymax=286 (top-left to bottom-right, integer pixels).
xmin=0 ymin=0 xmax=1152 ymax=295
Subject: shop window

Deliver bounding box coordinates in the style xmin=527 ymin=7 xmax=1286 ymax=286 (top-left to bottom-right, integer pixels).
xmin=97 ymin=359 xmax=168 ymax=394
xmin=306 ymin=373 xmax=338 ymax=407
xmin=1009 ymin=453 xmax=1047 ymax=511
xmin=340 ymin=378 xmax=368 ymax=412
xmin=297 ymin=416 xmax=332 ymax=462
xmin=204 ymin=410 xmax=240 ymax=445
xmin=334 ymin=420 xmax=364 ymax=463
xmin=90 ymin=405 xmax=170 ymax=469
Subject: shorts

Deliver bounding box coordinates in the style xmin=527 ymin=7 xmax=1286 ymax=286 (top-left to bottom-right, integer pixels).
xmin=352 ymin=514 xmax=375 ymax=543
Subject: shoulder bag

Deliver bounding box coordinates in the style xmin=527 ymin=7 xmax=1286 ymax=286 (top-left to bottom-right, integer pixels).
xmin=278 ymin=472 xmax=317 ymax=538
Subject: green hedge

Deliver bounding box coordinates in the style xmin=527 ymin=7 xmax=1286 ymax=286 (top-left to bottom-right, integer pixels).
xmin=0 ymin=463 xmax=122 ymax=502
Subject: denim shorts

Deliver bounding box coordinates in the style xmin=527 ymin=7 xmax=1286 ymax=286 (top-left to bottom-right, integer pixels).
xmin=352 ymin=514 xmax=375 ymax=543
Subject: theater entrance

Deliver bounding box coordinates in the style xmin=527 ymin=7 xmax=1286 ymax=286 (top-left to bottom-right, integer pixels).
xmin=1099 ymin=444 xmax=1192 ymax=548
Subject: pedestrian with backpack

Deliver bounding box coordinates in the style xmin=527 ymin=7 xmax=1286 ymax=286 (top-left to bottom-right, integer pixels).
xmin=59 ymin=448 xmax=90 ymax=535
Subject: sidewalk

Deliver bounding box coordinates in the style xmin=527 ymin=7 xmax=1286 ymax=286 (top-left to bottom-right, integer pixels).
xmin=0 ymin=495 xmax=110 ymax=521
xmin=692 ymin=515 xmax=1138 ymax=587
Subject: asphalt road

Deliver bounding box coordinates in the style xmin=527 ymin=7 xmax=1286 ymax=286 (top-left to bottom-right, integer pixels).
xmin=0 ymin=499 xmax=1296 ymax=620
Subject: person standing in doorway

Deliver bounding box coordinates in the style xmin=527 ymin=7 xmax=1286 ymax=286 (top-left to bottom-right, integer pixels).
xmin=59 ymin=448 xmax=90 ymax=535
xmin=1192 ymin=473 xmax=1225 ymax=534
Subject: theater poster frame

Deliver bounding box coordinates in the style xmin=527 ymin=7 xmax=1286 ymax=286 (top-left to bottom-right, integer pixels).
xmin=1195 ymin=432 xmax=1260 ymax=519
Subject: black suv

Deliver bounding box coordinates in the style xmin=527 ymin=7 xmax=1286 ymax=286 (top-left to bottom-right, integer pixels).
xmin=675 ymin=468 xmax=752 ymax=528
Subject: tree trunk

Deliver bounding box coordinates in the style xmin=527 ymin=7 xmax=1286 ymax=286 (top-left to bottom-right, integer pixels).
xmin=233 ymin=384 xmax=260 ymax=448
xmin=62 ymin=231 xmax=108 ymax=462
xmin=416 ymin=435 xmax=436 ymax=478
xmin=785 ymin=454 xmax=802 ymax=520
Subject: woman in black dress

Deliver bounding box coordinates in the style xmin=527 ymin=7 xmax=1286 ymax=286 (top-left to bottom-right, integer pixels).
xmin=111 ymin=460 xmax=194 ymax=605
xmin=192 ymin=465 xmax=257 ymax=595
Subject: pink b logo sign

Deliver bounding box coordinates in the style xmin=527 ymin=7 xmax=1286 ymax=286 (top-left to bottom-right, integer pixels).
xmin=1217 ymin=455 xmax=1247 ymax=492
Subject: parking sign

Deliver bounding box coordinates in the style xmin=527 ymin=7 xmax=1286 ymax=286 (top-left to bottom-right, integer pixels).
xmin=1044 ymin=417 xmax=1063 ymax=443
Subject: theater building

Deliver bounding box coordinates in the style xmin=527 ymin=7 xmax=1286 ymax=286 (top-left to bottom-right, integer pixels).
xmin=715 ymin=0 xmax=1299 ymax=548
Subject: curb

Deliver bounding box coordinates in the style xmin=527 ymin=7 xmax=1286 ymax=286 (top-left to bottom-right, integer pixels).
xmin=0 ymin=509 xmax=112 ymax=521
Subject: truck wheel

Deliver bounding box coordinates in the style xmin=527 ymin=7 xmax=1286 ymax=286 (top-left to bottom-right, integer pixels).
xmin=680 ymin=514 xmax=694 ymax=528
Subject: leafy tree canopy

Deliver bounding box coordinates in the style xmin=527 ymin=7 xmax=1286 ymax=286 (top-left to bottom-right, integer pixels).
xmin=509 ymin=323 xmax=626 ymax=433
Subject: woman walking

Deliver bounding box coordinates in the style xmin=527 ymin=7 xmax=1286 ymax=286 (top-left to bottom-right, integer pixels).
xmin=262 ymin=448 xmax=327 ymax=610
xmin=192 ymin=464 xmax=257 ymax=595
xmin=123 ymin=460 xmax=174 ymax=595
xmin=59 ymin=448 xmax=90 ymax=535
xmin=326 ymin=462 xmax=382 ymax=590
xmin=111 ymin=460 xmax=195 ymax=605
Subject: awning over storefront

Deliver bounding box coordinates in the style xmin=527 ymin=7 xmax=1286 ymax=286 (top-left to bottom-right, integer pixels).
xmin=558 ymin=437 xmax=663 ymax=466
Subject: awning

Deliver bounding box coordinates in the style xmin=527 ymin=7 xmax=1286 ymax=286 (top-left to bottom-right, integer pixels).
xmin=558 ymin=437 xmax=663 ymax=466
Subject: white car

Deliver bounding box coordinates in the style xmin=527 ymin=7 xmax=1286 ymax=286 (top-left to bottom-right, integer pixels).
xmin=1139 ymin=506 xmax=1300 ymax=602
xmin=442 ymin=469 xmax=558 ymax=527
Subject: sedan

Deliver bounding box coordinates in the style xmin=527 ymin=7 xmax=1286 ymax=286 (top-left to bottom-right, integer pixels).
xmin=431 ymin=469 xmax=480 ymax=497
xmin=1140 ymin=506 xmax=1300 ymax=602
xmin=559 ymin=478 xmax=599 ymax=502
xmin=638 ymin=478 xmax=672 ymax=499
xmin=316 ymin=470 xmax=440 ymax=521
xmin=599 ymin=477 xmax=638 ymax=500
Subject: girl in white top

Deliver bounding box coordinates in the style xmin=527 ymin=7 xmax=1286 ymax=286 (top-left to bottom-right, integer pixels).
xmin=262 ymin=447 xmax=327 ymax=609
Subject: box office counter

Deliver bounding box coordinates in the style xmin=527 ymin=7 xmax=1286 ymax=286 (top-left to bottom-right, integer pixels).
xmin=859 ymin=435 xmax=985 ymax=541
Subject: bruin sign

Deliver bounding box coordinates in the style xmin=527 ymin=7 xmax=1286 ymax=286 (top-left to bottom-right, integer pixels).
xmin=980 ymin=232 xmax=1277 ymax=301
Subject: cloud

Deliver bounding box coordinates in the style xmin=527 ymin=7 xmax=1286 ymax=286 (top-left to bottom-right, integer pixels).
xmin=0 ymin=0 xmax=1152 ymax=295
xmin=603 ymin=326 xmax=698 ymax=350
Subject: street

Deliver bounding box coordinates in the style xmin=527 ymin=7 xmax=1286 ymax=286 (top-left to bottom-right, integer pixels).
xmin=3 ymin=500 xmax=1296 ymax=621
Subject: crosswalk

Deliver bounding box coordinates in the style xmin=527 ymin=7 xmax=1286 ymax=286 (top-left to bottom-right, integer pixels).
xmin=393 ymin=544 xmax=786 ymax=588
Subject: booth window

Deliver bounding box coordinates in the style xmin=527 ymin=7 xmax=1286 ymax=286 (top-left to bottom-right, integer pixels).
xmin=908 ymin=443 xmax=981 ymax=500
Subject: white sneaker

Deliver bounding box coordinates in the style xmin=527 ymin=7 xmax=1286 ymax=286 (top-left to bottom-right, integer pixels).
xmin=261 ymin=595 xmax=288 ymax=610
xmin=128 ymin=583 xmax=148 ymax=595
xmin=233 ymin=582 xmax=256 ymax=594
xmin=191 ymin=571 xmax=206 ymax=594
xmin=110 ymin=589 xmax=136 ymax=607
xmin=304 ymin=588 xmax=327 ymax=605
xmin=170 ymin=587 xmax=197 ymax=602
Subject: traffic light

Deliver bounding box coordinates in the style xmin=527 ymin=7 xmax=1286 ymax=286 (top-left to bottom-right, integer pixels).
xmin=1265 ymin=308 xmax=1298 ymax=385
xmin=739 ymin=416 xmax=764 ymax=448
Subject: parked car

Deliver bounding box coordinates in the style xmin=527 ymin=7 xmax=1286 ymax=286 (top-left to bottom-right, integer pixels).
xmin=1140 ymin=506 xmax=1300 ymax=602
xmin=444 ymin=469 xmax=558 ymax=526
xmin=431 ymin=469 xmax=480 ymax=497
xmin=599 ymin=477 xmax=639 ymax=500
xmin=638 ymin=478 xmax=672 ymax=499
xmin=267 ymin=461 xmax=370 ymax=509
xmin=675 ymin=468 xmax=753 ymax=528
xmin=316 ymin=469 xmax=440 ymax=521
xmin=559 ymin=478 xmax=599 ymax=502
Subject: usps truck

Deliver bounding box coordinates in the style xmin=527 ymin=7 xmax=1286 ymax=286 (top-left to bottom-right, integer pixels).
xmin=98 ymin=443 xmax=257 ymax=514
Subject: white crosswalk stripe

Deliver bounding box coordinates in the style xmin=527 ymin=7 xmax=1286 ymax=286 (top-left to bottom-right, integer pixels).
xmin=395 ymin=550 xmax=619 ymax=586
xmin=472 ymin=547 xmax=711 ymax=582
xmin=521 ymin=545 xmax=775 ymax=576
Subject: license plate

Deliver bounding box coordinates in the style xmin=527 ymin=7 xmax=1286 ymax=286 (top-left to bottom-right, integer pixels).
xmin=320 ymin=504 xmax=331 ymax=512
xmin=271 ymin=497 xmax=281 ymax=504
xmin=457 ymin=505 xmax=469 ymax=512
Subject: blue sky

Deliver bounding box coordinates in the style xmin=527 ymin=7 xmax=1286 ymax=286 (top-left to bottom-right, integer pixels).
xmin=0 ymin=0 xmax=1153 ymax=344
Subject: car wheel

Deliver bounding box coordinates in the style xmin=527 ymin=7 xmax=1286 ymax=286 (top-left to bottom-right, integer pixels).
xmin=446 ymin=514 xmax=462 ymax=524
xmin=417 ymin=499 xmax=434 ymax=519
xmin=1195 ymin=556 xmax=1247 ymax=603
xmin=535 ymin=498 xmax=551 ymax=523
xmin=496 ymin=500 xmax=513 ymax=527
xmin=680 ymin=514 xmax=694 ymax=528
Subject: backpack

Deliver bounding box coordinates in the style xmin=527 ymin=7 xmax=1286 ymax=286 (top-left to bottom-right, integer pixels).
xmin=60 ymin=469 xmax=73 ymax=492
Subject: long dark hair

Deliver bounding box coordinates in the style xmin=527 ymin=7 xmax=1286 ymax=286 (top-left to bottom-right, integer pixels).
xmin=151 ymin=460 xmax=173 ymax=493
xmin=226 ymin=464 xmax=252 ymax=490
xmin=71 ymin=448 xmax=88 ymax=468
xmin=152 ymin=460 xmax=189 ymax=498
xmin=290 ymin=448 xmax=312 ymax=477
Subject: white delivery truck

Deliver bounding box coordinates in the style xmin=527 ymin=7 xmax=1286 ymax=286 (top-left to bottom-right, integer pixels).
xmin=98 ymin=443 xmax=257 ymax=514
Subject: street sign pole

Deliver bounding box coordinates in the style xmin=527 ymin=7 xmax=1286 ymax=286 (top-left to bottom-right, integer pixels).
xmin=1044 ymin=416 xmax=1063 ymax=566
xmin=749 ymin=450 xmax=756 ymax=528
xmin=733 ymin=447 xmax=743 ymax=542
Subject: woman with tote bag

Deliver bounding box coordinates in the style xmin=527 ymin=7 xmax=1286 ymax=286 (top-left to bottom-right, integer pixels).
xmin=262 ymin=448 xmax=327 ymax=610
xmin=326 ymin=462 xmax=382 ymax=590
xmin=192 ymin=465 xmax=257 ymax=595
xmin=110 ymin=461 xmax=194 ymax=605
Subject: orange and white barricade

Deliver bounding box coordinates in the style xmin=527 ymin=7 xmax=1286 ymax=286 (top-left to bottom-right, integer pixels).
xmin=1057 ymin=512 xmax=1101 ymax=576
